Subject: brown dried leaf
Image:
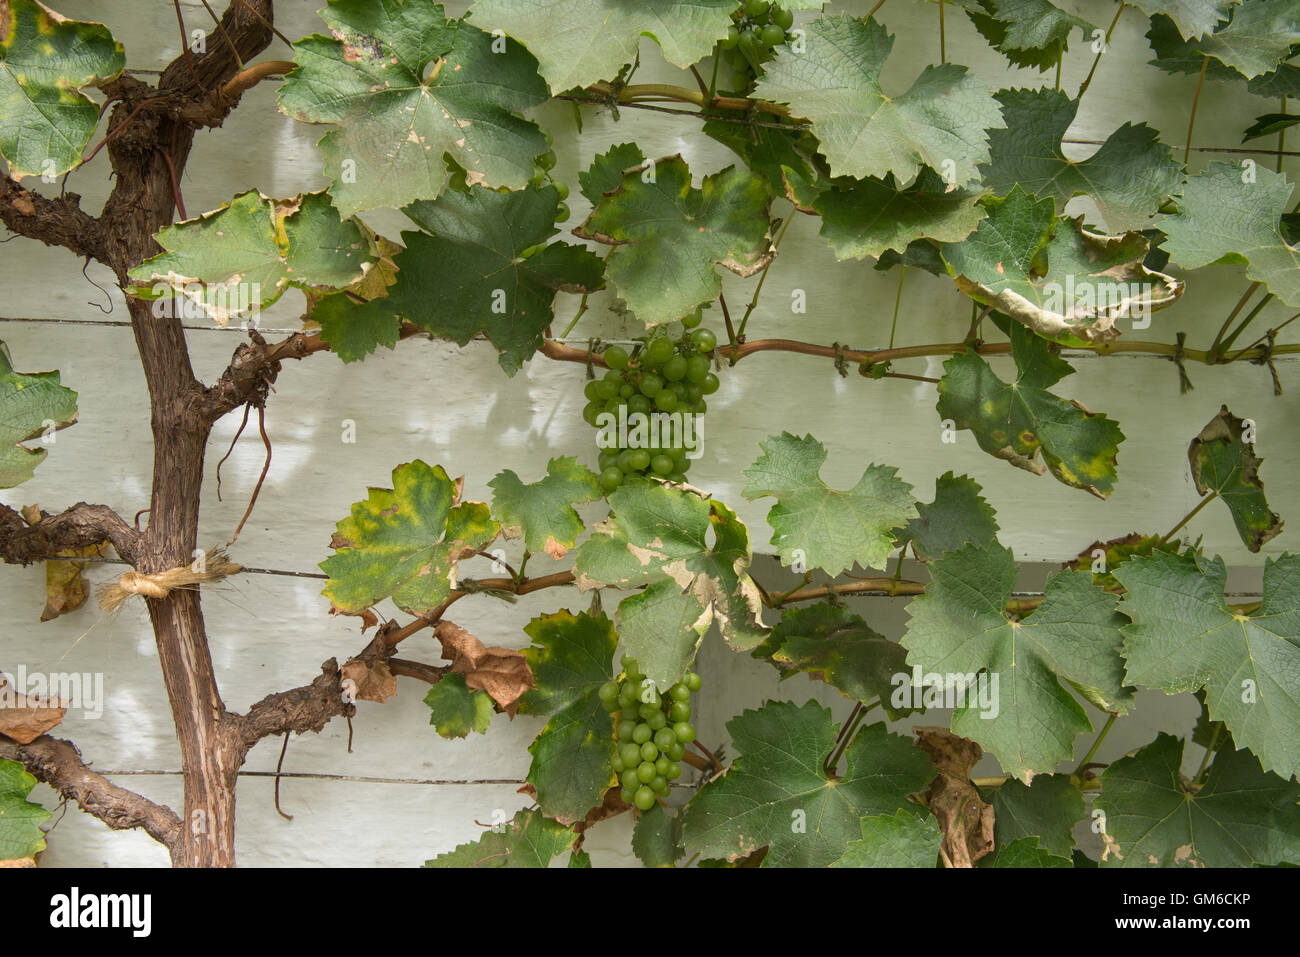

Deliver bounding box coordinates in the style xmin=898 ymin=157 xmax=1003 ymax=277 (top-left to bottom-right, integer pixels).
xmin=434 ymin=620 xmax=534 ymax=717
xmin=913 ymin=726 xmax=995 ymax=868
xmin=40 ymin=541 xmax=109 ymax=622
xmin=0 ymin=681 xmax=67 ymax=744
xmin=340 ymin=658 xmax=397 ymax=703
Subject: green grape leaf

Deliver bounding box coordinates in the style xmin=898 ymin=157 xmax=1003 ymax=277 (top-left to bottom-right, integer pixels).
xmin=830 ymin=810 xmax=943 ymax=868
xmin=991 ymin=835 xmax=1074 ymax=866
xmin=936 ymin=324 xmax=1126 ymax=498
xmin=567 ymin=848 xmax=592 ymax=867
xmin=277 ymin=1 xmax=548 ymax=216
xmin=573 ymin=155 xmax=773 ymax=325
xmin=681 ymin=700 xmax=935 ymax=867
xmin=632 ymin=804 xmax=684 ymax=868
xmin=987 ymin=774 xmax=1084 ymax=859
xmin=468 ymin=0 xmax=736 ymax=92
xmin=814 ymin=168 xmax=987 ymax=260
xmin=0 ymin=0 xmax=124 ymax=178
xmin=702 ymin=115 xmax=825 ymax=212
xmin=310 ymin=291 xmax=404 ymax=364
xmin=900 ymin=543 xmax=1134 ymax=783
xmin=574 ymin=482 xmax=767 ymax=685
xmin=0 ymin=757 xmax=49 ymax=865
xmin=940 ymin=187 xmax=1182 ymax=343
xmin=519 ymin=610 xmax=619 ymax=824
xmin=980 ymin=89 xmax=1183 ymax=233
xmin=742 ymin=431 xmax=917 ymax=576
xmin=320 ymin=185 xmax=604 ymax=372
xmin=1147 ymin=0 xmax=1300 ymax=78
xmin=1187 ymin=405 xmax=1283 ymax=552
xmin=0 ymin=341 xmax=77 ymax=489
xmin=128 ymin=191 xmax=373 ymax=324
xmin=1127 ymin=0 xmax=1242 ymax=38
xmin=1243 ymin=112 xmax=1300 ymax=141
xmin=874 ymin=238 xmax=949 ymax=276
xmin=578 ymin=142 xmax=646 ymax=206
xmin=1064 ymin=532 xmax=1182 ymax=593
xmin=1248 ymin=62 xmax=1300 ymax=97
xmin=424 ymin=808 xmax=577 ymax=867
xmin=753 ymin=15 xmax=1004 ymax=186
xmin=489 ymin=457 xmax=602 ymax=559
xmin=1114 ymin=550 xmax=1300 ymax=780
xmin=966 ymin=0 xmax=1096 ymax=72
xmin=320 ymin=460 xmax=499 ymax=616
xmin=1094 ymin=733 xmax=1300 ymax=867
xmin=1159 ymin=161 xmax=1300 ymax=307
xmin=898 ymin=471 xmax=1000 ymax=562
xmin=423 ymin=673 xmax=494 ymax=738
xmin=1193 ymin=688 xmax=1234 ymax=755
xmin=756 ymin=602 xmax=914 ymax=717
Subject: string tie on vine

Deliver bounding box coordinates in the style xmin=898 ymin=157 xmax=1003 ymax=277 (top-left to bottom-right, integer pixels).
xmin=1252 ymin=329 xmax=1283 ymax=395
xmin=1173 ymin=332 xmax=1194 ymax=394
xmin=97 ymin=547 xmax=243 ymax=612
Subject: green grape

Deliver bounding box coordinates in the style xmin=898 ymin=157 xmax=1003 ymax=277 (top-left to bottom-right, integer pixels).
xmin=661 ymin=355 xmax=688 ymax=381
xmin=598 ymin=466 xmax=624 ymax=493
xmin=620 ymin=704 xmax=639 ymax=721
xmin=685 ymin=384 xmax=703 ymax=404
xmin=638 ymin=373 xmax=664 ymax=397
xmin=651 ymin=455 xmax=674 ymax=476
xmin=601 ymin=697 xmax=620 ymax=714
xmin=603 ymin=397 xmax=623 ymax=415
xmin=636 ymin=761 xmax=657 ymax=784
xmin=685 ymin=354 xmax=711 ymax=383
xmin=669 ymin=445 xmax=689 ymax=463
xmin=616 ymin=449 xmax=636 ymax=472
xmin=554 ymin=202 xmax=570 ymax=223
xmin=622 ymin=769 xmax=640 ymax=791
xmin=673 ymin=721 xmax=696 ymax=744
xmin=654 ymin=728 xmax=676 ymax=751
xmin=670 ymin=701 xmax=691 ymax=723
xmin=647 ymin=710 xmax=667 ymax=731
xmin=582 ymin=402 xmax=602 ymax=426
xmin=655 ymin=390 xmax=678 ymax=412
xmin=612 ymin=755 xmax=625 ymax=773
xmin=668 ymin=381 xmax=688 ymax=400
xmin=617 ymin=720 xmax=636 ymax=742
xmin=553 ymin=180 xmax=570 ymax=201
xmin=596 ymin=378 xmax=620 ymax=400
xmin=701 ymin=372 xmax=720 ymax=394
xmin=627 ymin=394 xmax=651 ymax=415
xmin=654 ymin=756 xmax=670 ymax=776
xmin=737 ymin=28 xmax=762 ymax=59
xmin=759 ymin=22 xmax=785 ymax=46
xmin=628 ymin=449 xmax=651 ymax=471
xmin=686 ymin=671 xmax=702 ymax=692
xmin=667 ymin=742 xmax=686 ymax=762
xmin=666 ymin=762 xmax=682 ymax=781
xmin=537 ymin=149 xmax=557 ymax=171
xmin=667 ymin=472 xmax=686 ymax=483
xmin=682 ymin=309 xmax=703 ymax=329
xmin=604 ymin=345 xmax=630 ymax=370
xmin=634 ymin=785 xmax=657 ymax=811
xmin=597 ymin=449 xmax=617 ymax=471
xmin=620 ymin=743 xmax=643 ymax=767
xmin=584 ymin=380 xmax=602 ymax=401
xmin=621 ymin=786 xmax=637 ymax=804
xmin=639 ymin=741 xmax=659 ymax=762
xmin=773 ymin=6 xmax=794 ymax=30
xmin=638 ymin=701 xmax=659 ymax=720
xmin=651 ymin=775 xmax=669 ymax=795
xmin=632 ymin=723 xmax=652 ymax=744
xmin=646 ymin=337 xmax=675 ymax=365
xmin=719 ymin=24 xmax=740 ymax=49
xmin=619 ymin=384 xmax=634 ymax=399
xmin=690 ymin=328 xmax=718 ymax=352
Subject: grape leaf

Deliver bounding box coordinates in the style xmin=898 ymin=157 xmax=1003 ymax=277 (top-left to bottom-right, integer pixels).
xmin=309 ymin=292 xmax=404 ymax=364
xmin=702 ymin=115 xmax=826 ymax=212
xmin=742 ymin=431 xmax=917 ymax=576
xmin=518 ymin=610 xmax=619 ymax=823
xmin=966 ymin=0 xmax=1096 ymax=72
xmin=574 ymin=482 xmax=767 ymax=685
xmin=320 ymin=459 xmax=499 ymax=616
xmin=1243 ymin=112 xmax=1300 ymax=140
xmin=940 ymin=187 xmax=1182 ymax=343
xmin=489 ymin=457 xmax=602 ymax=559
xmin=681 ymin=700 xmax=934 ymax=867
xmin=1187 ymin=405 xmax=1283 ymax=552
xmin=0 ymin=0 xmax=124 ymax=178
xmin=1094 ymin=733 xmax=1300 ymax=867
xmin=900 ymin=543 xmax=1134 ymax=783
xmin=468 ymin=0 xmax=736 ymax=92
xmin=991 ymin=836 xmax=1074 ymax=866
xmin=874 ymin=238 xmax=949 ymax=276
xmin=753 ymin=15 xmax=1004 ymax=186
xmin=980 ymin=89 xmax=1183 ymax=233
xmin=0 ymin=758 xmax=48 ymax=865
xmin=423 ymin=673 xmax=494 ymax=738
xmin=578 ymin=142 xmax=646 ymax=206
xmin=1147 ymin=0 xmax=1300 ymax=78
xmin=632 ymin=804 xmax=684 ymax=868
xmin=830 ymin=810 xmax=942 ymax=868
xmin=129 ymin=191 xmax=373 ymax=324
xmin=1159 ymin=161 xmax=1300 ymax=307
xmin=756 ymin=602 xmax=914 ymax=716
xmin=897 ymin=471 xmax=1000 ymax=562
xmin=936 ymin=324 xmax=1125 ymax=498
xmin=1248 ymin=62 xmax=1300 ymax=96
xmin=573 ymin=155 xmax=773 ymax=325
xmin=318 ymin=185 xmax=604 ymax=371
xmin=0 ymin=341 xmax=77 ymax=489
xmin=814 ymin=168 xmax=987 ymax=260
xmin=1145 ymin=13 xmax=1247 ymax=77
xmin=986 ymin=773 xmax=1084 ymax=859
xmin=277 ymin=1 xmax=548 ymax=216
xmin=1064 ymin=532 xmax=1182 ymax=593
xmin=1127 ymin=0 xmax=1242 ymax=38
xmin=1114 ymin=549 xmax=1300 ymax=781
xmin=424 ymin=808 xmax=576 ymax=867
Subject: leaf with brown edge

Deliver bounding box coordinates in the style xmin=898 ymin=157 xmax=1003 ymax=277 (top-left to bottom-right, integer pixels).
xmin=1063 ymin=532 xmax=1182 ymax=593
xmin=433 ymin=620 xmax=534 ymax=717
xmin=914 ymin=726 xmax=995 ymax=868
xmin=340 ymin=658 xmax=397 ymax=704
xmin=19 ymin=504 xmax=106 ymax=621
xmin=0 ymin=681 xmax=66 ymax=744
xmin=1187 ymin=405 xmax=1283 ymax=552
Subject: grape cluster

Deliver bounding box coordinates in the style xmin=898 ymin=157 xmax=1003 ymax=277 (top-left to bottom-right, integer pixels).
xmin=599 ymin=658 xmax=700 ymax=812
xmin=582 ymin=319 xmax=720 ymax=494
xmin=529 ymin=131 xmax=571 ymax=223
xmin=718 ymin=0 xmax=795 ymax=81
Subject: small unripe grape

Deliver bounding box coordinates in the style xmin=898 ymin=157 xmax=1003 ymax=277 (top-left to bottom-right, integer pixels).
xmin=628 ymin=449 xmax=651 ymax=471
xmin=632 ymin=723 xmax=652 ymax=744
xmin=620 ymin=743 xmax=643 ymax=768
xmin=654 ymin=728 xmax=677 ymax=751
xmin=701 ymin=372 xmax=720 ymax=394
xmin=636 ymin=762 xmax=657 ymax=784
xmin=667 ymin=742 xmax=685 ymax=761
xmin=647 ymin=710 xmax=667 ymax=731
xmin=686 ymin=671 xmax=702 ymax=692
xmin=604 ymin=345 xmax=630 ymax=370
xmin=617 ymin=720 xmax=636 ymax=742
xmin=651 ymin=775 xmax=669 ymax=795
xmin=666 ymin=762 xmax=682 ymax=781
xmin=682 ymin=309 xmax=703 ymax=329
xmin=690 ymin=328 xmax=718 ymax=352
xmin=759 ymin=23 xmax=786 ymax=46
xmin=621 ymin=786 xmax=637 ymax=804
xmin=654 ymin=756 xmax=671 ymax=776
xmin=674 ymin=721 xmax=696 ymax=744
xmin=553 ymin=202 xmax=570 ymax=223
xmin=640 ymin=741 xmax=659 ymax=763
xmin=719 ymin=24 xmax=740 ymax=49
xmin=598 ymin=467 xmax=623 ymax=492
xmin=651 ymin=455 xmax=675 ymax=476
xmin=634 ymin=785 xmax=657 ymax=810
xmin=537 ymin=149 xmax=557 ymax=170
xmin=655 ymin=390 xmax=678 ymax=412
xmin=662 ymin=355 xmax=688 ymax=381
xmin=670 ymin=701 xmax=691 ymax=723
xmin=773 ymin=6 xmax=794 ymax=30
xmin=584 ymin=380 xmax=602 ymax=401
xmin=744 ymin=0 xmax=770 ymax=16
xmin=553 ymin=180 xmax=570 ymax=201
xmin=612 ymin=755 xmax=625 ymax=773
xmin=627 ymin=394 xmax=651 ymax=415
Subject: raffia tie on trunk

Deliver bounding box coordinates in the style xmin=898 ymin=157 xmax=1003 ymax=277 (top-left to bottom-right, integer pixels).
xmin=97 ymin=547 xmax=243 ymax=612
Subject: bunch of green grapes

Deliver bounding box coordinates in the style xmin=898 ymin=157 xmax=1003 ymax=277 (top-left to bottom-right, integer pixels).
xmin=598 ymin=657 xmax=700 ymax=811
xmin=581 ymin=318 xmax=720 ymax=494
xmin=528 ymin=131 xmax=570 ymax=223
xmin=718 ymin=0 xmax=795 ymax=85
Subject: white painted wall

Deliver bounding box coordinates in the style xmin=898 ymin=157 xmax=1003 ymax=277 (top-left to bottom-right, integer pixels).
xmin=2 ymin=0 xmax=1294 ymax=866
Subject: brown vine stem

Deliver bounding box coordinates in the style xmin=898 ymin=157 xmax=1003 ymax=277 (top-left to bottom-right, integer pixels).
xmin=220 ymin=59 xmax=296 ymax=99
